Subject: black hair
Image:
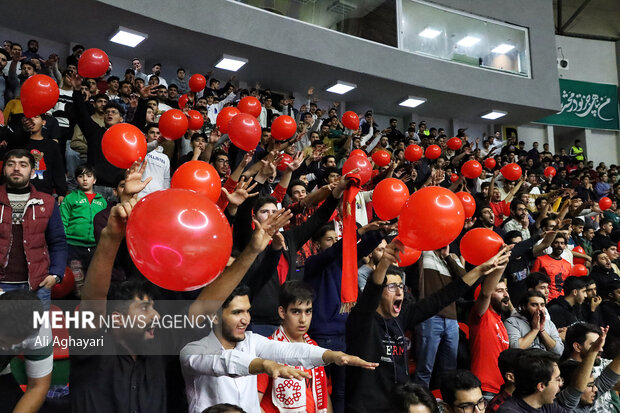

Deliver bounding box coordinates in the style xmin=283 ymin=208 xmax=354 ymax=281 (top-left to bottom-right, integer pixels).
xmin=598 ymin=238 xmax=615 ymax=250
xmin=439 ymin=370 xmax=482 ymax=407
xmin=201 ymin=403 xmax=246 ymax=413
xmin=287 ymin=180 xmax=307 ymax=197
xmin=118 ymin=80 xmax=131 ymax=89
xmin=74 ymin=164 xmax=97 ymax=179
xmin=107 ymin=76 xmax=120 ymax=83
xmin=112 ymin=172 xmax=126 ymax=190
xmin=252 ymin=196 xmax=278 ymax=215
xmin=540 ymin=217 xmax=557 ymax=229
xmin=0 ymin=49 xmax=9 ymax=60
xmin=152 ymin=62 xmax=162 ymax=67
xmin=209 ymin=78 xmax=219 ymax=86
xmin=168 ymin=84 xmax=178 ymax=90
xmin=72 ymin=44 xmax=84 ymax=53
xmin=312 ymin=224 xmax=336 ymax=243
xmin=518 ymin=290 xmax=546 ymax=311
xmin=558 ymin=360 xmax=583 ymax=391
xmin=3 ymin=148 xmax=35 ymax=169
xmin=107 ymin=278 xmax=158 ymax=313
xmin=562 ymin=323 xmax=601 ymax=360
xmin=21 ymin=60 xmax=35 ymax=70
xmin=104 ymin=102 xmax=126 ymax=117
xmin=498 ymin=348 xmax=524 ymax=378
xmin=386 ymin=265 xmax=405 ymax=280
xmin=222 ymin=284 xmax=251 ymax=309
xmin=125 ymin=68 xmax=134 ymax=75
xmin=177 ymin=67 xmax=185 ymax=73
xmin=93 ymin=93 xmax=110 ymax=102
xmin=600 ymin=218 xmax=614 ymax=228
xmin=513 ymin=349 xmax=559 ymax=398
xmin=562 ymin=276 xmax=586 ymax=295
xmin=510 ymin=199 xmax=527 ymax=212
xmin=503 ymin=230 xmax=523 ymax=244
xmin=279 ymin=280 xmax=314 ymax=310
xmin=190 ymin=132 xmax=207 ymax=142
xmin=145 ymin=122 xmax=159 ymax=133
xmin=393 ymin=382 xmax=439 ymax=413
xmin=591 ymin=250 xmax=607 ymax=264
xmin=321 ymin=155 xmax=336 ymax=165
xmin=389 ymin=118 xmax=397 ymax=123
xmin=0 ymin=290 xmax=43 ymax=343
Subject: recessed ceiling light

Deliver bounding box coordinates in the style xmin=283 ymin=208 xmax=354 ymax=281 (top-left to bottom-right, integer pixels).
xmin=399 ymin=96 xmax=427 ymax=108
xmin=419 ymin=28 xmax=441 ymax=39
xmin=492 ymin=44 xmax=515 ymax=54
xmin=326 ymin=81 xmax=356 ymax=94
xmin=215 ymin=55 xmax=248 ymax=72
xmin=481 ymin=110 xmax=507 ymax=120
xmin=109 ymin=27 xmax=148 ymax=48
xmin=457 ymin=36 xmax=480 ymax=47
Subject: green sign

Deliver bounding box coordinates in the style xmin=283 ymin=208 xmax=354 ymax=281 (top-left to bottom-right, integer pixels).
xmin=537 ymin=79 xmax=619 ymax=130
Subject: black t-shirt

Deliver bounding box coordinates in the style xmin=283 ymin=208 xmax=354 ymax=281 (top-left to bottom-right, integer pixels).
xmin=25 ymin=138 xmax=67 ymax=196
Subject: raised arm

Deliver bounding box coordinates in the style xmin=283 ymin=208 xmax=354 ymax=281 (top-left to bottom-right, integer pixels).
xmin=471 ymin=245 xmax=511 ymax=316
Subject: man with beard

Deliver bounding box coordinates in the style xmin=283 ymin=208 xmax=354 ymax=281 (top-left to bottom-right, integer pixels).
xmin=147 ymin=62 xmax=167 ymax=87
xmin=599 ymin=280 xmax=620 ymax=339
xmin=501 ymin=200 xmax=531 ymax=240
xmin=532 ymin=234 xmax=572 ymax=300
xmin=469 ymin=270 xmax=513 ymax=400
xmin=180 ymin=284 xmax=376 ymax=413
xmin=345 ymin=241 xmax=511 ymax=412
xmin=589 ymin=252 xmax=615 ymax=291
xmin=505 ymin=291 xmax=564 ymax=355
xmin=474 ymin=203 xmax=505 ymax=238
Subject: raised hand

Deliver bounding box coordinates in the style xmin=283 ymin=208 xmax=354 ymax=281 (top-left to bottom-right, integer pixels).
xmin=105 ymin=197 xmax=138 ymax=239
xmin=324 ymin=351 xmax=378 ymax=370
xmin=478 ymin=245 xmax=513 ymax=275
xmin=287 ymin=152 xmax=305 ymax=172
xmin=222 ymin=177 xmax=258 ymax=207
xmin=249 ymin=209 xmax=293 ymax=254
xmin=263 ymin=360 xmax=311 ymax=380
xmin=122 ymin=159 xmax=152 ymax=199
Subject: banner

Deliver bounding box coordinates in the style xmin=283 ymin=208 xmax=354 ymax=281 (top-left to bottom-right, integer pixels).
xmin=537 ymin=79 xmax=619 ymax=130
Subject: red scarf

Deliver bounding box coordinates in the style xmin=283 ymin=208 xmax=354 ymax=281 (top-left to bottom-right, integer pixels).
xmin=270 ymin=327 xmax=328 ymax=413
xmin=341 ymin=174 xmax=361 ymax=313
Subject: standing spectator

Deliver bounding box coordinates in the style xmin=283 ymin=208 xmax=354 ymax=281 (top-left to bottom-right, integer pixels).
xmin=594 ymin=172 xmax=612 ymax=200
xmin=257 ymin=281 xmax=334 ymax=413
xmin=570 ymin=139 xmax=585 ymax=162
xmin=105 ymin=75 xmax=120 ymax=100
xmin=0 ymin=149 xmax=67 ymax=306
xmin=414 ymin=247 xmax=465 ymax=387
xmin=60 ymin=165 xmax=106 ymax=295
xmin=147 ymin=62 xmax=167 ymax=87
xmin=131 ymin=58 xmax=148 ymax=82
xmin=174 ymin=68 xmax=189 ymax=94
xmin=531 ymin=234 xmax=572 ymax=300
xmin=66 ymin=44 xmax=84 ymax=68
xmin=0 ymin=49 xmax=9 ymax=110
xmin=138 ymin=124 xmax=170 ymax=198
xmin=504 ymin=291 xmax=564 ymax=355
xmin=71 ymin=93 xmax=108 ymax=164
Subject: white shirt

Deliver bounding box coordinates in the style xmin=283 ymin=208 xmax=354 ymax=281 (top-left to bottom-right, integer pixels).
xmin=138 ymin=146 xmax=170 ymax=198
xmin=206 ymin=92 xmax=236 ymax=124
xmin=147 ymin=73 xmax=168 ymax=87
xmin=180 ymin=331 xmax=326 ymax=413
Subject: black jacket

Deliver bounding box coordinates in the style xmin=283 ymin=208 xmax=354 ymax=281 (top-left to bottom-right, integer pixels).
xmin=345 ymin=275 xmax=471 ymax=412
xmin=72 ymin=90 xmax=123 ymax=187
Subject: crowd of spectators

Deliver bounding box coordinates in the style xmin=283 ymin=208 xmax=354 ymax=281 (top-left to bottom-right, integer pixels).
xmin=0 ymin=38 xmax=620 ymax=413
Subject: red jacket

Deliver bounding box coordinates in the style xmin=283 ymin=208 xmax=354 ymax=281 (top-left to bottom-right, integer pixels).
xmin=0 ymin=184 xmax=67 ymax=289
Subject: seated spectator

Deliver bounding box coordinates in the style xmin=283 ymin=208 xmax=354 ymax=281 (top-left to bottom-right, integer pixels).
xmin=257 ymin=280 xmax=333 ymax=412
xmin=599 ymin=280 xmax=620 ymax=339
xmin=393 ymin=383 xmax=439 ymax=413
xmin=180 ymin=283 xmax=376 ymax=413
xmin=0 ymin=290 xmax=52 ymax=413
xmin=531 ymin=234 xmax=572 ymax=300
xmin=547 ymin=276 xmax=591 ymax=328
xmin=487 ymin=348 xmax=524 ymax=411
xmin=345 ymin=241 xmax=510 ymax=412
xmin=525 ymin=272 xmax=551 ymax=303
xmin=60 ymin=165 xmax=107 ymax=296
xmin=505 ymin=291 xmax=564 ymax=355
xmin=439 ymin=370 xmax=486 ymax=413
xmin=501 ymin=200 xmax=531 ymax=240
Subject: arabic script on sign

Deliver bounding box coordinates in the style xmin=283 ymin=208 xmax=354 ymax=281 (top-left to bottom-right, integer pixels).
xmin=558 ymin=90 xmax=612 ymax=121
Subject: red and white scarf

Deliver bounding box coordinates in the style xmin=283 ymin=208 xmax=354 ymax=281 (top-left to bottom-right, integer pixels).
xmin=270 ymin=326 xmax=328 ymax=413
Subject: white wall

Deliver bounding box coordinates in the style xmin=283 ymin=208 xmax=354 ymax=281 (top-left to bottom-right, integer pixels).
xmin=555 ymin=35 xmax=619 ymax=84
xmin=518 ymin=123 xmax=549 ymax=149
xmin=585 ymin=129 xmax=619 ymax=165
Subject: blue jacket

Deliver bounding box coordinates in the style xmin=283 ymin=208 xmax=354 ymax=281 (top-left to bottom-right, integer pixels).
xmin=305 ymin=230 xmax=384 ymax=337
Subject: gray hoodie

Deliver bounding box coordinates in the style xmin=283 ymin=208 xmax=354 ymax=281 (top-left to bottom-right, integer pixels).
xmin=504 ymin=310 xmax=564 ymax=355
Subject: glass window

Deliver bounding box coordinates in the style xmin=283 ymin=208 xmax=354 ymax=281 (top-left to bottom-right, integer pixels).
xmin=400 ymin=0 xmax=530 ymax=77
xmin=234 ymin=0 xmax=397 ymax=47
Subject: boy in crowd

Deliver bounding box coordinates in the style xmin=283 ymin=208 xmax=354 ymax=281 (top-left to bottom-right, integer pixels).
xmin=60 ymin=165 xmax=106 ymax=295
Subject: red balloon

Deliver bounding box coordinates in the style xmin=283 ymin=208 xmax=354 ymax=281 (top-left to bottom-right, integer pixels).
xmin=228 ymin=113 xmax=261 ymax=151
xmin=350 ymin=149 xmax=367 ymax=158
xmin=216 ymin=107 xmax=240 ymax=134
xmin=126 ymin=189 xmax=232 ymax=291
xmin=450 ymin=173 xmax=459 ymax=183
xmin=572 ymin=246 xmax=586 ymax=265
xmin=447 ymin=137 xmax=462 ymax=150
xmin=398 ymin=187 xmax=465 ymax=251
xmin=394 ymin=236 xmax=421 ymax=268
xmin=159 ymin=109 xmax=189 ymax=140
xmin=238 ymin=96 xmax=262 ymax=118
xmin=599 ymin=197 xmax=612 ymax=211
xmin=371 ymin=170 xmax=380 ymax=178
xmin=425 ymin=145 xmax=441 ymax=160
xmin=373 ymin=178 xmax=410 ymax=220
xmin=501 ymin=163 xmax=523 ymax=181
xmin=271 ymin=115 xmax=297 ymax=141
xmin=405 ymin=145 xmax=423 ymax=162
xmin=343 ymin=155 xmax=372 ymax=185
xmin=187 ymin=110 xmax=204 ymax=130
xmin=544 ymin=166 xmax=556 ymax=178
xmin=20 ymin=74 xmax=59 ymax=117
xmin=276 ymin=154 xmax=294 ymax=172
xmin=460 ymin=228 xmax=503 ymax=265
xmin=342 ymin=111 xmax=359 ymax=130
xmin=371 ymin=150 xmax=391 ymax=167
xmin=461 ymin=160 xmax=482 ymax=179
xmin=456 ymin=192 xmax=476 ymax=218
xmin=171 ymin=161 xmax=222 ymax=202
xmin=484 ymin=158 xmax=497 ymax=169
xmin=102 ymin=123 xmax=147 ymax=169
xmin=178 ymin=94 xmax=189 ymax=109
xmin=78 ymin=48 xmax=109 ymax=78
xmin=51 ymin=267 xmax=75 ymax=299
xmin=188 ymin=74 xmax=206 ymax=93
xmin=571 ymin=264 xmax=588 ymax=277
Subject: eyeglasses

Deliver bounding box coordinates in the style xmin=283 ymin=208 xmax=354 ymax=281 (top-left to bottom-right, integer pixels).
xmin=215 ymin=159 xmax=230 ymax=165
xmin=455 ymin=397 xmax=487 ymax=413
xmin=384 ymin=283 xmax=404 ymax=292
